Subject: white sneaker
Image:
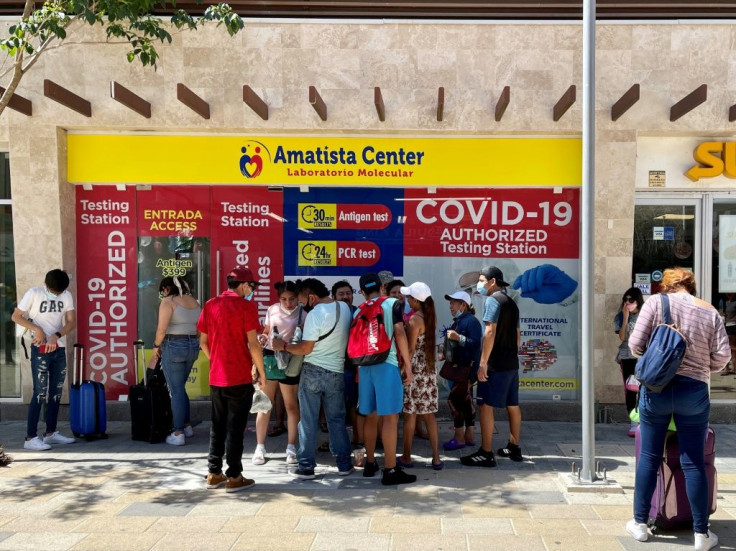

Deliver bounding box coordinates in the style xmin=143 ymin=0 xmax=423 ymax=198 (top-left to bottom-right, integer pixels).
xmin=183 ymin=426 xmax=194 ymax=438
xmin=695 ymin=530 xmax=719 ymax=551
xmin=24 ymin=436 xmax=51 ymax=451
xmin=252 ymin=444 xmax=266 ymax=465
xmin=626 ymin=519 xmax=649 ymax=542
xmin=285 ymin=445 xmax=298 ymax=465
xmin=166 ymin=433 xmax=185 ymax=446
xmin=43 ymin=432 xmax=75 ymax=445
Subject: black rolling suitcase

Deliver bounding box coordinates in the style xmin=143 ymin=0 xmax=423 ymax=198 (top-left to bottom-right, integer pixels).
xmin=130 ymin=340 xmax=172 ymax=443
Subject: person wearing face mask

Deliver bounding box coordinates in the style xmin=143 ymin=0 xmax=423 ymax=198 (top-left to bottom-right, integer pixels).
xmin=252 ymin=280 xmax=303 ymax=466
xmin=614 ymin=287 xmax=645 ymax=437
xmin=12 ymin=269 xmax=77 ymax=451
xmin=462 ymin=266 xmax=522 ymax=467
xmin=272 ymin=278 xmax=353 ymax=479
xmin=442 ymin=291 xmax=483 ymax=451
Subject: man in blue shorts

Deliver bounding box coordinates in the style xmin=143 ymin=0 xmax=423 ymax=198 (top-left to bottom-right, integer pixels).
xmin=462 ymin=266 xmax=523 ymax=467
xmin=356 ymin=272 xmax=416 ymax=485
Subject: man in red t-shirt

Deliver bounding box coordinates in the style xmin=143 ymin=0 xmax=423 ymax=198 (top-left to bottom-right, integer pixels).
xmin=197 ymin=266 xmax=265 ymax=493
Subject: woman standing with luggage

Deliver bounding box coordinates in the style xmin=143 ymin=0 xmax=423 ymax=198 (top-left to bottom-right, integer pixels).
xmin=154 ymin=276 xmax=201 ymax=446
xmin=614 ymin=287 xmax=644 ymax=436
xmin=626 ymin=268 xmax=730 ymax=550
xmin=253 ymin=281 xmax=302 ymax=465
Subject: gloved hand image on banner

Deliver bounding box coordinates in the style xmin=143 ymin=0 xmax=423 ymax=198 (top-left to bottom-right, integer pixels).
xmin=512 ymin=264 xmax=578 ymax=305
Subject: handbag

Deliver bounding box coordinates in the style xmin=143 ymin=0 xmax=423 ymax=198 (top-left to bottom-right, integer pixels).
xmin=250 ymin=385 xmax=272 ymax=414
xmin=284 ymin=301 xmax=341 ymax=377
xmin=439 ymin=360 xmax=471 ymax=383
xmin=635 ymin=295 xmax=688 ymax=394
xmin=443 ymin=337 xmax=458 ymax=363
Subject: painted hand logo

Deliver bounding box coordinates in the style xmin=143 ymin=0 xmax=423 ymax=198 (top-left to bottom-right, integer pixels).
xmin=239 ymin=143 xmax=269 ymax=178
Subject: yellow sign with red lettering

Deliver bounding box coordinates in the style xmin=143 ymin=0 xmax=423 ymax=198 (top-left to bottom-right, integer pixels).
xmin=67 ymin=134 xmax=581 ymax=187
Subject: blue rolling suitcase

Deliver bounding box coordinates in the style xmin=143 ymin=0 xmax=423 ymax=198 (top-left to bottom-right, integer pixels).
xmin=69 ymin=343 xmax=108 ymax=440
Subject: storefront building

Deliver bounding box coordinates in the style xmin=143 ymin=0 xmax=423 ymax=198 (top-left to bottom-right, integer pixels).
xmin=0 ymin=9 xmax=735 ymax=410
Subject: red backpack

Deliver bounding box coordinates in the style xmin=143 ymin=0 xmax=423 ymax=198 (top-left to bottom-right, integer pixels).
xmin=348 ymin=297 xmax=393 ymax=366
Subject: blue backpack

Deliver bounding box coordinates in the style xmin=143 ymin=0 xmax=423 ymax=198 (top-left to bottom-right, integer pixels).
xmin=635 ymin=294 xmax=688 ymax=393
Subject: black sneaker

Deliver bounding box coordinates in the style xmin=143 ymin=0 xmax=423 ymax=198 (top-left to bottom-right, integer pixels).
xmin=497 ymin=443 xmax=523 ymax=462
xmin=381 ymin=466 xmax=417 ymax=486
xmin=363 ymin=460 xmax=380 ymax=478
xmin=460 ymin=448 xmax=497 ymax=468
xmin=293 ymin=468 xmax=315 ymax=480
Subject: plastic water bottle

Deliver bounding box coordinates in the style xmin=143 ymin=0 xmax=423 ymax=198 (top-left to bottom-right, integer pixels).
xmin=291 ymin=326 xmax=302 ymax=344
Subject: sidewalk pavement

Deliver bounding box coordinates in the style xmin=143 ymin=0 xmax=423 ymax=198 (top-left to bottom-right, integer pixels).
xmin=1 ymin=419 xmax=736 ymax=551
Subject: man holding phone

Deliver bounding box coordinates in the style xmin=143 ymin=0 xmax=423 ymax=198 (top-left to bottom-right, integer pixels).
xmin=12 ymin=269 xmax=77 ymax=451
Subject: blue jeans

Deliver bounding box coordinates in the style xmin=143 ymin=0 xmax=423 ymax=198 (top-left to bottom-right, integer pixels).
xmin=297 ymin=362 xmax=352 ymax=471
xmin=161 ymin=336 xmax=199 ymax=431
xmin=27 ymin=345 xmax=67 ymax=438
xmin=634 ymin=375 xmax=711 ymax=533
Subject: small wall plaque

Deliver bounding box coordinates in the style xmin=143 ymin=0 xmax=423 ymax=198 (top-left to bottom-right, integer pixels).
xmin=648 ymin=170 xmax=666 ymax=187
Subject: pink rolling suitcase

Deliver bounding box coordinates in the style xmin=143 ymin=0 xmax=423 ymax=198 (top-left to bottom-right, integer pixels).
xmin=635 ymin=427 xmax=717 ymax=532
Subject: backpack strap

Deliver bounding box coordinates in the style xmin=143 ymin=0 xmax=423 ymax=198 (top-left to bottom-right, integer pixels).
xmin=661 ymin=294 xmax=672 ymax=325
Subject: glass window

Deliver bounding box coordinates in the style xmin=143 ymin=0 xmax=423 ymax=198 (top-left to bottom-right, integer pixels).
xmin=0 ymin=152 xmax=17 ymax=397
xmin=632 ymin=204 xmax=696 ymax=293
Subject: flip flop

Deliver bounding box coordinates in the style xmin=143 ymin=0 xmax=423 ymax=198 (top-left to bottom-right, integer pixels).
xmin=267 ymin=426 xmax=287 ymax=437
xmin=430 ymin=460 xmax=444 ymax=471
xmin=396 ymin=457 xmax=415 ymax=469
xmin=465 ymin=441 xmax=476 ymax=447
xmin=443 ymin=438 xmax=466 ymax=451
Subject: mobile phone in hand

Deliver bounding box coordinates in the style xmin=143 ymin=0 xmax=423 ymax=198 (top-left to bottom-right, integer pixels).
xmin=38 ymin=344 xmax=47 ymax=354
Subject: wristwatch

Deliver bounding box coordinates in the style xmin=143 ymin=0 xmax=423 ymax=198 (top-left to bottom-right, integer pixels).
xmin=54 ymin=331 xmax=62 ymax=339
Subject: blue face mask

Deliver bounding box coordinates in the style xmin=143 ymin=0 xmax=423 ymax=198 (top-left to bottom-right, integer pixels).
xmin=453 ymin=309 xmax=463 ymax=319
xmin=403 ymin=300 xmax=412 ymax=315
xmin=45 ymin=289 xmax=58 ymax=300
xmin=244 ymin=291 xmax=254 ymax=301
xmin=476 ymin=281 xmax=488 ymax=296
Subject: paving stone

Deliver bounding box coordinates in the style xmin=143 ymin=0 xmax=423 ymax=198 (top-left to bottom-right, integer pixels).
xmin=231 ymin=533 xmax=316 ymax=551
xmin=147 ymin=516 xmax=228 ymax=532
xmin=528 ymin=504 xmax=599 ymax=519
xmin=72 ymin=517 xmax=158 ymax=533
xmin=580 ymin=519 xmax=630 ymax=536
xmin=511 ymin=518 xmax=589 ymax=537
xmin=310 ymin=532 xmax=390 ymax=551
xmin=187 ymin=500 xmax=262 ymax=517
xmin=370 ymin=515 xmax=441 ymax=533
xmin=542 ymin=535 xmax=629 ymax=550
xmin=220 ymin=516 xmax=301 ymax=532
xmin=466 ymin=534 xmax=546 ymax=550
xmin=441 ymin=517 xmax=514 ymax=534
xmin=117 ymin=502 xmax=194 ymax=517
xmin=150 ymin=532 xmax=240 ymax=551
xmin=70 ymin=532 xmax=164 ymax=550
xmin=0 ymin=531 xmax=86 ymax=551
xmin=295 ymin=515 xmax=371 ymax=533
xmin=0 ymin=534 xmax=10 ymax=544
xmin=390 ymin=533 xmax=470 ymax=550
xmin=592 ymin=504 xmax=635 ymax=520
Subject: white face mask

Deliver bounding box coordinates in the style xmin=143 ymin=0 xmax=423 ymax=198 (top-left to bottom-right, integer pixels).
xmin=280 ymin=304 xmax=297 ymax=315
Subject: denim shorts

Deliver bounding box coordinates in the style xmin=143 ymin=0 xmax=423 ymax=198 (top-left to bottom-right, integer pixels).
xmin=476 ymin=369 xmax=519 ymax=408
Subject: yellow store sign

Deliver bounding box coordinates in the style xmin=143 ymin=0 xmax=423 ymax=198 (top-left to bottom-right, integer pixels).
xmin=67 ymin=135 xmax=581 ymax=188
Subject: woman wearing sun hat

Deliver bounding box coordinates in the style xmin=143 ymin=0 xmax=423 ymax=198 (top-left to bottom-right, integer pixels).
xmin=397 ymin=282 xmax=443 ymax=470
xmin=441 ymin=291 xmax=483 ymax=451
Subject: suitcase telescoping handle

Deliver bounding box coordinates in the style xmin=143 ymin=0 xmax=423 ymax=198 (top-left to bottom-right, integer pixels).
xmin=73 ymin=343 xmax=84 ymax=386
xmin=133 ymin=339 xmax=146 ymax=388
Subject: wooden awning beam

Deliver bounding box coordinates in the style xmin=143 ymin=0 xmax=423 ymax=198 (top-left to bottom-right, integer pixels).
xmin=177 ymin=83 xmax=210 ymax=119
xmin=243 ymin=85 xmax=268 ymax=120
xmin=670 ymin=84 xmax=707 ymax=121
xmin=495 ymin=86 xmax=510 ymax=121
xmin=553 ymin=85 xmax=576 ymax=121
xmin=0 ymin=86 xmax=32 ymax=116
xmin=437 ymin=87 xmax=444 ymax=121
xmin=309 ymin=86 xmax=327 ymax=121
xmin=44 ymin=79 xmax=91 ymax=117
xmin=374 ymin=87 xmax=385 ymax=121
xmin=611 ymin=83 xmax=640 ymax=121
xmin=110 ymin=81 xmax=151 ymax=118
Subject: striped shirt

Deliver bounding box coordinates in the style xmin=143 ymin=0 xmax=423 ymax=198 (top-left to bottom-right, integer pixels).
xmin=628 ymin=292 xmax=730 ymax=383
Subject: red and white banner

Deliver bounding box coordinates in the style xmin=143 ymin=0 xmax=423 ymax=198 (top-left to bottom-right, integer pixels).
xmin=76 ymin=186 xmax=138 ymax=399
xmin=403 ymin=188 xmax=580 ymax=259
xmin=210 ymin=187 xmax=284 ymax=322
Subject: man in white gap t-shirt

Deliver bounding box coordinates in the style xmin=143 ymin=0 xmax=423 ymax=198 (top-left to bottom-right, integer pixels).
xmin=11 ymin=269 xmax=77 ymax=451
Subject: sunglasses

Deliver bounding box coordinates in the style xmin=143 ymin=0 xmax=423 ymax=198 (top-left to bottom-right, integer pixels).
xmin=624 ymin=297 xmax=636 ymax=304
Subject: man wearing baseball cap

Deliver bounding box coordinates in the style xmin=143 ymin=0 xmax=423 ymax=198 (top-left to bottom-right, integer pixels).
xmin=197 ymin=266 xmax=265 ymax=492
xmin=461 ymin=266 xmax=523 ymax=467
xmin=355 ymin=272 xmax=416 ymax=485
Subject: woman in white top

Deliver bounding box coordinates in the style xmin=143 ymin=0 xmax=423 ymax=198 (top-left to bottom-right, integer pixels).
xmin=253 ymin=281 xmax=303 ymax=465
xmin=153 ymin=276 xmax=201 ymax=446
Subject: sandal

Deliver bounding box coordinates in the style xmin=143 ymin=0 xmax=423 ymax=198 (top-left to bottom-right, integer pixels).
xmin=267 ymin=425 xmax=287 ymax=437
xmin=430 ymin=460 xmax=444 ymax=471
xmin=443 ymin=438 xmax=466 ymax=451
xmin=396 ymin=457 xmax=414 ymax=469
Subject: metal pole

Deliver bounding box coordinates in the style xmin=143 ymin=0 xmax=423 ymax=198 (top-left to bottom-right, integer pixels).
xmin=580 ymin=0 xmax=597 ymax=483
